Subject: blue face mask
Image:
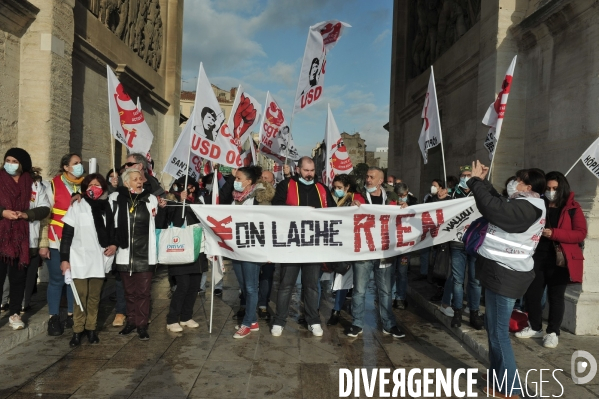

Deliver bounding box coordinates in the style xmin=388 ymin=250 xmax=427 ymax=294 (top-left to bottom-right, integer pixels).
xmin=299 ymin=177 xmax=314 ymax=185
xmin=459 ymin=177 xmax=470 ymax=188
xmin=398 ymin=196 xmax=407 ymax=202
xmin=4 ymin=163 xmax=18 ymax=176
xmin=71 ymin=163 xmax=84 ymax=178
xmin=233 ymin=181 xmax=245 ymax=192
xmin=334 ymin=189 xmax=345 ymax=198
xmin=365 ymin=185 xmax=377 ymax=193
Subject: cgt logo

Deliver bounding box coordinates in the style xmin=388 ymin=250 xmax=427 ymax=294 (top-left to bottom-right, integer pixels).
xmin=572 ymin=351 xmax=597 ymax=384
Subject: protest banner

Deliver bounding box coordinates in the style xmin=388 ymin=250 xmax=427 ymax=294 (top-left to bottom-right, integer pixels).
xmin=107 ymin=66 xmax=154 ymax=155
xmin=292 ymin=20 xmax=351 ymax=115
xmin=482 ymin=55 xmax=517 ymax=164
xmin=324 ymin=104 xmax=353 ymax=186
xmin=191 ymin=197 xmax=480 ymax=263
xmin=258 ymin=92 xmax=300 ymax=163
xmin=565 ymin=136 xmax=599 ymax=178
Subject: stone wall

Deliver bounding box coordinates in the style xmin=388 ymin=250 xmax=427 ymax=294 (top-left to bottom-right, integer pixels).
xmin=341 ymin=132 xmax=366 ymax=167
xmin=0 ymin=0 xmax=182 ymax=180
xmin=389 ymin=0 xmax=599 ymax=334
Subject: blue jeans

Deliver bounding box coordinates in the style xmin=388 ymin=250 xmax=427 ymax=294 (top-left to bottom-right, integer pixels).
xmin=47 ymin=248 xmax=74 ymax=315
xmin=352 ymin=260 xmax=397 ymax=331
xmin=450 ymin=244 xmax=481 ymax=311
xmin=392 ymin=256 xmax=409 ymax=300
xmin=485 ymin=289 xmax=521 ymax=396
xmin=334 ymin=289 xmax=348 ymax=311
xmin=232 ymin=261 xmax=261 ymax=327
xmin=442 ymin=274 xmax=454 ymax=307
xmin=419 ymin=247 xmax=434 ymax=275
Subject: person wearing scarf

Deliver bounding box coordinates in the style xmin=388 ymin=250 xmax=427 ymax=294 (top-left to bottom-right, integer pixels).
xmin=40 ymin=153 xmax=84 ymax=336
xmin=0 ymin=148 xmax=50 ymax=330
xmin=221 ymin=166 xmax=275 ymax=339
xmin=109 ymin=169 xmax=159 ymax=341
xmin=59 ymin=174 xmax=117 ymax=347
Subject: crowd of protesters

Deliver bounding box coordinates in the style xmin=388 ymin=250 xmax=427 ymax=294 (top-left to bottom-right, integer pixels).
xmin=0 ymin=147 xmax=587 ymax=398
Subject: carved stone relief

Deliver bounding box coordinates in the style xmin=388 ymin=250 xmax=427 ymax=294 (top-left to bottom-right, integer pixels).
xmin=86 ymin=0 xmax=162 ymax=71
xmin=411 ymin=0 xmax=481 ymax=77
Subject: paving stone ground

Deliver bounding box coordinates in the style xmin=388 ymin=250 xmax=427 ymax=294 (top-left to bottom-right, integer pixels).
xmin=0 ymin=263 xmax=596 ymax=398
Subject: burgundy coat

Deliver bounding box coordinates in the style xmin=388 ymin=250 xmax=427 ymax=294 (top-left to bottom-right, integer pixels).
xmin=548 ymin=192 xmax=587 ymax=283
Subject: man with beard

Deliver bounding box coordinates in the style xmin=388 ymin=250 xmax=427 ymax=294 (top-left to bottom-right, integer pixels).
xmin=270 ymin=157 xmax=335 ymax=337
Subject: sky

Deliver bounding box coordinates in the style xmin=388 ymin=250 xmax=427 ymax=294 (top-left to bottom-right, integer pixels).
xmin=180 ymin=0 xmax=393 ymax=158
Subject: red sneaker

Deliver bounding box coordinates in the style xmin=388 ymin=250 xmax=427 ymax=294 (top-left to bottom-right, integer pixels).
xmin=233 ymin=325 xmax=251 ymax=339
xmin=235 ymin=322 xmax=259 ymax=332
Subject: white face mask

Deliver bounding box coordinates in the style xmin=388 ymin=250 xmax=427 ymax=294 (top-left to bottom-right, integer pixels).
xmin=506 ymin=180 xmax=519 ymax=197
xmin=545 ymin=190 xmax=557 ymax=202
xmin=430 ymin=186 xmax=438 ymax=195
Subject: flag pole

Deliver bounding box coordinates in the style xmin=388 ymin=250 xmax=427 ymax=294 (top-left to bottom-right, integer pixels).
xmin=564 ymin=156 xmax=582 ymax=177
xmin=431 ymin=67 xmax=447 ymax=186
xmin=209 ymin=258 xmax=215 ymax=334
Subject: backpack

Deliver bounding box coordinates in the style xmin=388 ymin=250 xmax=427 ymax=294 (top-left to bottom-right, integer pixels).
xmin=462 ymin=217 xmax=489 ymax=257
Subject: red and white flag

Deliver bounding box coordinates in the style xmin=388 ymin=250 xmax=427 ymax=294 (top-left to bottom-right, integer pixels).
xmin=293 ymin=20 xmax=351 ymax=115
xmin=107 ymin=66 xmax=154 ymax=155
xmin=418 ymin=67 xmax=443 ymax=164
xmin=258 ymin=92 xmax=300 ymax=162
xmin=324 ymin=104 xmax=353 ymax=187
xmin=482 ymin=55 xmax=517 ymax=161
xmin=222 ymin=86 xmax=262 ymax=160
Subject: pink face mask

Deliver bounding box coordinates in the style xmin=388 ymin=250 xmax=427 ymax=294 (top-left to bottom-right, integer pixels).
xmin=86 ymin=186 xmax=103 ymax=200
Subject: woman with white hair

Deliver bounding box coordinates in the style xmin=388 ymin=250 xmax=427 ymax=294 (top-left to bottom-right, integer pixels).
xmin=109 ymin=168 xmax=159 ymax=341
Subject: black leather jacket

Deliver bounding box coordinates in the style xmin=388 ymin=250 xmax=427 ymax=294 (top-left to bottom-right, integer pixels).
xmin=115 ymin=193 xmax=153 ymax=273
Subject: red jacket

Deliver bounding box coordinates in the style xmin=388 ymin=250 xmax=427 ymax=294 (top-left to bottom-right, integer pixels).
xmin=549 ymin=192 xmax=587 ymax=283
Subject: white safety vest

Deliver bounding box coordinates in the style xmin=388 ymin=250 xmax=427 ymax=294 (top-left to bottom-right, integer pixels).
xmin=477 ymin=197 xmax=546 ymax=272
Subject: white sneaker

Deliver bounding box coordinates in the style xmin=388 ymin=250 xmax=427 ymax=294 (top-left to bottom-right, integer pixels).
xmin=515 ymin=326 xmax=544 ymax=338
xmin=9 ymin=314 xmax=24 ymax=330
xmin=271 ymin=325 xmax=283 ymax=337
xmin=308 ymin=324 xmax=324 ymax=337
xmin=180 ymin=319 xmax=200 ymax=328
xmin=543 ymin=333 xmax=559 ymax=348
xmin=439 ymin=305 xmax=454 ymax=317
xmin=166 ymin=323 xmax=183 ymax=332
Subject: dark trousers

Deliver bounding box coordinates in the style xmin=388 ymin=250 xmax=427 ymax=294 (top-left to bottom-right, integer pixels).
xmin=23 ymin=255 xmax=40 ymax=308
xmin=273 ymin=263 xmax=320 ymax=327
xmin=0 ymin=259 xmax=27 ymax=315
xmin=524 ymin=251 xmax=569 ymax=335
xmin=121 ymin=271 xmax=153 ymax=328
xmin=240 ymin=263 xmax=275 ymax=308
xmin=167 ymin=273 xmax=202 ymax=324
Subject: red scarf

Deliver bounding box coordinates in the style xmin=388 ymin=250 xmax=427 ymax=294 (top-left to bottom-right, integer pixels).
xmin=232 ymin=184 xmax=256 ymax=204
xmin=0 ymin=170 xmax=33 ymax=267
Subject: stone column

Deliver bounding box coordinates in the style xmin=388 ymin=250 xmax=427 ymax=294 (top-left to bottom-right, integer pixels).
xmin=157 ymin=0 xmax=183 ymax=179
xmin=17 ymin=0 xmax=75 ymax=178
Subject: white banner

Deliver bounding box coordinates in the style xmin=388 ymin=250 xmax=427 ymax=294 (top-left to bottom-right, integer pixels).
xmin=482 ymin=55 xmax=517 ymax=161
xmin=190 ymin=197 xmax=480 ymax=263
xmin=107 ymin=66 xmax=154 ymax=155
xmin=258 ymin=92 xmax=300 ymax=162
xmin=579 ymin=137 xmax=599 ymax=179
xmin=418 ymin=67 xmax=442 ymax=164
xmin=324 ymin=104 xmax=353 ymax=186
xmin=162 ymin=121 xmax=201 ymax=181
xmin=293 ymin=20 xmax=351 ymax=115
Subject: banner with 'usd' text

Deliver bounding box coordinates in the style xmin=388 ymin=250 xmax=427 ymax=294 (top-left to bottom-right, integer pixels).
xmin=190 ymin=198 xmax=480 ymax=263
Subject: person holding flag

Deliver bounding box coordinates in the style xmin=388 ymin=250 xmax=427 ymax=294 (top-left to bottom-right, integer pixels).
xmin=271 ymin=156 xmax=335 ymax=337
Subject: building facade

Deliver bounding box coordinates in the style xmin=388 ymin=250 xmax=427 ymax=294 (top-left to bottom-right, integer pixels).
xmin=340 ymin=132 xmax=366 ymax=167
xmin=0 ymin=0 xmax=183 ymax=178
xmin=389 ymin=0 xmax=599 ymax=334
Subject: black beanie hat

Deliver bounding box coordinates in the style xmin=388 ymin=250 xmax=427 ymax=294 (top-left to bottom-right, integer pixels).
xmin=4 ymin=148 xmax=32 ymax=173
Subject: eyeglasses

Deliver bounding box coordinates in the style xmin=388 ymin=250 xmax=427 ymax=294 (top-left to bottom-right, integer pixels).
xmin=124 ymin=162 xmax=139 ymax=167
